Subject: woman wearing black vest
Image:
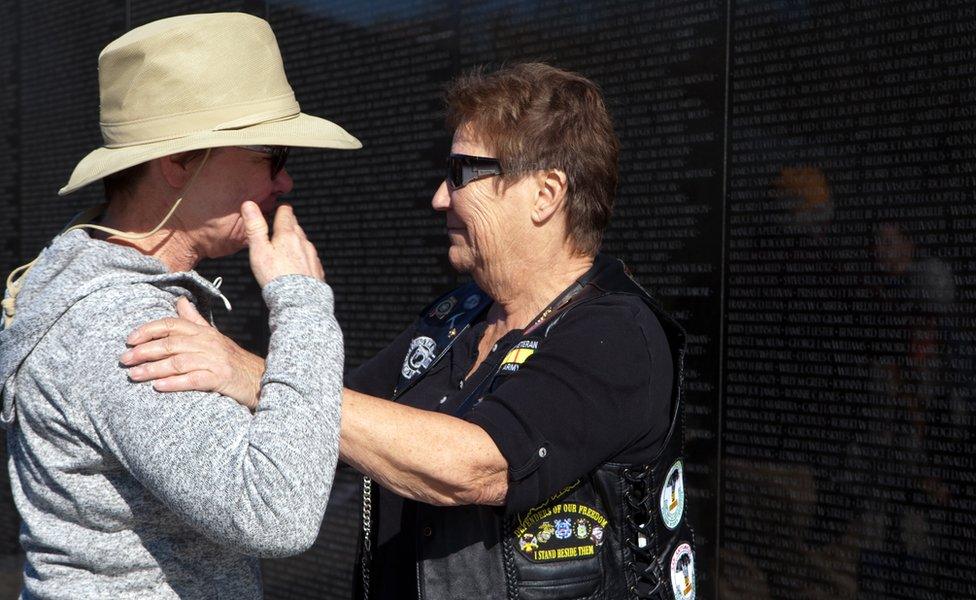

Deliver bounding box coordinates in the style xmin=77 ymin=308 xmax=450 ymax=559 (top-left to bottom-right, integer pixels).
xmin=125 ymin=63 xmax=696 ymax=600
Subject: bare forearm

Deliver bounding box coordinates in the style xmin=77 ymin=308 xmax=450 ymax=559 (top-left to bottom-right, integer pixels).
xmin=340 ymin=388 xmax=508 ymax=506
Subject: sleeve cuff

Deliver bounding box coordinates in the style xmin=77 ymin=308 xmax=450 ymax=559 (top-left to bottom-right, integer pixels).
xmin=262 ymin=275 xmax=334 ymax=317
xmin=465 ymin=399 xmax=550 ymax=513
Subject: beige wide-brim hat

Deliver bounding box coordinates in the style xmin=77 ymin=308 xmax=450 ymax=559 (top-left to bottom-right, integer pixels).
xmin=60 ymin=12 xmax=361 ymax=195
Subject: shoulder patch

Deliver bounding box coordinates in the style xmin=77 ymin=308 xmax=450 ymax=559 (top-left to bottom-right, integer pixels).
xmin=499 ymin=340 xmax=538 ymax=373
xmin=401 ymin=336 xmax=437 ymax=379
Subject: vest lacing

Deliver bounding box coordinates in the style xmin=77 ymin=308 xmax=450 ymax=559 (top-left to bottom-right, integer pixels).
xmin=622 ymin=465 xmax=664 ymax=599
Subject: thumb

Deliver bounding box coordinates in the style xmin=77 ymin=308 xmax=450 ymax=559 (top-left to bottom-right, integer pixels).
xmin=176 ymin=296 xmax=210 ymax=326
xmin=240 ymin=201 xmax=270 ymax=248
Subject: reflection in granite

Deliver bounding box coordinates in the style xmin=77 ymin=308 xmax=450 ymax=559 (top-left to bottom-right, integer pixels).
xmin=0 ymin=553 xmax=24 ymax=599
xmin=723 ymin=2 xmax=976 ymax=598
xmin=0 ymin=1 xmax=974 ymax=599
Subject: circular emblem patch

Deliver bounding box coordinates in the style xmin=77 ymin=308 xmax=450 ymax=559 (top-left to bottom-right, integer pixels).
xmin=463 ymin=294 xmax=481 ymax=310
xmin=670 ymin=543 xmax=695 ymax=600
xmin=660 ymin=460 xmax=685 ymax=530
xmin=401 ymin=336 xmax=437 ymax=379
xmin=430 ymin=296 xmax=457 ymax=319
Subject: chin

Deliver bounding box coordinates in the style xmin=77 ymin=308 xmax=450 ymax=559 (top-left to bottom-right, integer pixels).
xmin=447 ymin=246 xmax=474 ymax=274
xmin=207 ymin=238 xmax=248 ymax=260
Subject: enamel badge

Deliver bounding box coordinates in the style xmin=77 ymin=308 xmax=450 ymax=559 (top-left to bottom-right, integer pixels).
xmin=670 ymin=543 xmax=695 ymax=600
xmin=660 ymin=460 xmax=685 ymax=530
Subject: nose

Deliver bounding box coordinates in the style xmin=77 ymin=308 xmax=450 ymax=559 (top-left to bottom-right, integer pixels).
xmin=431 ymin=180 xmax=450 ymax=211
xmin=273 ymin=167 xmax=294 ymax=195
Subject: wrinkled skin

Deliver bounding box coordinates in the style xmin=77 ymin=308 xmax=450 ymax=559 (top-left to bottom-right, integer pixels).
xmin=121 ymin=202 xmax=322 ymax=410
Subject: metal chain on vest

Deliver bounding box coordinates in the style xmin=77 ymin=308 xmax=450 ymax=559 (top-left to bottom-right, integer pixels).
xmin=361 ymin=475 xmax=373 ymax=600
xmin=501 ymin=515 xmax=520 ymax=600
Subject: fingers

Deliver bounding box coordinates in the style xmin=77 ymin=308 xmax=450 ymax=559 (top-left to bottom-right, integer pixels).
xmin=150 ymin=372 xmax=257 ymax=411
xmin=126 ymin=316 xmax=203 ymax=346
xmin=121 ymin=321 xmax=213 ymax=366
xmin=292 ymin=219 xmax=310 ymax=242
xmin=127 ymin=352 xmax=201 ymax=382
xmin=121 ymin=336 xmax=182 ymax=366
xmin=241 ymin=201 xmax=271 ymax=248
xmin=271 ymin=203 xmax=297 ymax=235
xmin=247 ymin=203 xmax=326 ymax=287
xmin=308 ymin=242 xmax=325 ymax=280
xmin=283 ymin=207 xmax=320 ymax=278
xmin=271 ymin=204 xmax=313 ymax=241
xmin=148 ymin=372 xmax=215 ymax=394
xmin=176 ymin=297 xmax=209 ymax=327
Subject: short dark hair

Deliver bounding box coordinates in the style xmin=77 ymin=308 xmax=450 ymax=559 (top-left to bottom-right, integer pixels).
xmin=445 ymin=63 xmax=619 ymax=255
xmin=102 ymin=149 xmax=209 ymax=200
xmin=103 ymin=163 xmax=149 ymax=200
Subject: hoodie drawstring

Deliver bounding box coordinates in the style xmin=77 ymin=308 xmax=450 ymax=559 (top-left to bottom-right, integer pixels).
xmin=211 ymin=277 xmax=233 ymax=312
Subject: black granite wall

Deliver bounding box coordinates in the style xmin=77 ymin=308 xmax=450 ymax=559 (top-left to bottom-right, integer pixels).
xmin=1 ymin=1 xmax=974 ymax=598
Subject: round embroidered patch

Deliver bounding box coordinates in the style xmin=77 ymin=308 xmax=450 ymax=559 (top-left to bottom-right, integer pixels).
xmin=670 ymin=542 xmax=695 ymax=600
xmin=430 ymin=296 xmax=457 ymax=319
xmin=401 ymin=336 xmax=437 ymax=379
xmin=660 ymin=459 xmax=685 ymax=530
xmin=463 ymin=294 xmax=481 ymax=310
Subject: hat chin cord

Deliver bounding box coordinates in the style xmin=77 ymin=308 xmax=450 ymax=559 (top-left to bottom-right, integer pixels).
xmin=2 ymin=149 xmax=213 ymax=328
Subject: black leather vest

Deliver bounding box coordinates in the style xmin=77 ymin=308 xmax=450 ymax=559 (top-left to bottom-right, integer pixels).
xmin=362 ymin=256 xmax=696 ymax=600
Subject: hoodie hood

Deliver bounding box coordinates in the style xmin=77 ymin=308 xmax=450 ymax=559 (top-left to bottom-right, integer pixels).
xmin=0 ymin=229 xmax=230 ymax=427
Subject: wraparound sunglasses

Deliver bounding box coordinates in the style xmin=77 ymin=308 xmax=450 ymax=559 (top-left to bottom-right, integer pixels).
xmin=239 ymin=145 xmax=290 ymax=179
xmin=446 ymin=153 xmax=503 ymax=189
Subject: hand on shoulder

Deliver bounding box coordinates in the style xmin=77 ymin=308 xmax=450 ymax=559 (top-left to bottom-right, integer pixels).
xmin=122 ymin=297 xmax=265 ymax=410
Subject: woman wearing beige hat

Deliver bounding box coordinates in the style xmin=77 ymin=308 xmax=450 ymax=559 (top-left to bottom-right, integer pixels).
xmin=0 ymin=12 xmax=359 ymax=599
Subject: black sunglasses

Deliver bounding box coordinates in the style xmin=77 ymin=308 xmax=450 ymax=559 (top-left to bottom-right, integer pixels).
xmin=239 ymin=145 xmax=290 ymax=179
xmin=446 ymin=153 xmax=503 ymax=189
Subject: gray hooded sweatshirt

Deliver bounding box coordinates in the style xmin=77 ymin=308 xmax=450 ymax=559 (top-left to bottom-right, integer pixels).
xmin=0 ymin=229 xmax=343 ymax=599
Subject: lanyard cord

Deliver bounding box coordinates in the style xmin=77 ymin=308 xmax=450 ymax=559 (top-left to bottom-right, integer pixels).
xmin=452 ymin=265 xmax=602 ymax=418
xmin=522 ymin=258 xmax=602 ymax=336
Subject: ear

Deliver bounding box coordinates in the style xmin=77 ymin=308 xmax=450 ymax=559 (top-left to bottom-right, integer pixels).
xmin=531 ymin=169 xmax=569 ymax=225
xmin=157 ymin=152 xmax=199 ymax=190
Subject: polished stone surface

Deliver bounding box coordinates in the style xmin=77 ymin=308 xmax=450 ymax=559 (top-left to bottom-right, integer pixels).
xmin=1 ymin=1 xmax=974 ymax=598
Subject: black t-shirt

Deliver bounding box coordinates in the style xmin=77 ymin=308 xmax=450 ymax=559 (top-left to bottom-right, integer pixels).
xmin=346 ymin=293 xmax=673 ymax=600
